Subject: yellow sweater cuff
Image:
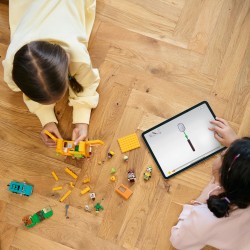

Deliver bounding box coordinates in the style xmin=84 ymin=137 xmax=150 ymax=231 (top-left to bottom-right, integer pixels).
xmin=34 ymin=105 xmax=58 ymax=127
xmin=73 ymin=106 xmax=91 ymax=124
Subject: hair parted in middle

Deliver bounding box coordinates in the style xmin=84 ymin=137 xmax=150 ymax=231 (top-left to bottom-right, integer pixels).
xmin=12 ymin=40 xmax=83 ymax=104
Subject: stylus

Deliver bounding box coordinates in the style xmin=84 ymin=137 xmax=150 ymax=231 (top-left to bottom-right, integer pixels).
xmin=187 ymin=139 xmax=195 ymax=151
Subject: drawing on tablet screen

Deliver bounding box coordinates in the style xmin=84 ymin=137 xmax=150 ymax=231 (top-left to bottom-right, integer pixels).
xmin=177 ymin=123 xmax=195 ymax=151
xmin=149 ymin=128 xmax=162 ymax=137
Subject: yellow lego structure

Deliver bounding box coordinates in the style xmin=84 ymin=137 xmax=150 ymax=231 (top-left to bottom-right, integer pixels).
xmin=44 ymin=130 xmax=104 ymax=158
xmin=117 ymin=133 xmax=140 ymax=153
xmin=52 ymin=186 xmax=63 ymax=191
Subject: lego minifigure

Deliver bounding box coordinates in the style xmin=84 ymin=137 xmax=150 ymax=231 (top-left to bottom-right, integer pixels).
xmin=90 ymin=193 xmax=96 ymax=201
xmin=127 ymin=169 xmax=136 ymax=182
xmin=144 ymin=166 xmax=153 ymax=181
xmin=108 ymin=150 xmax=115 ymax=158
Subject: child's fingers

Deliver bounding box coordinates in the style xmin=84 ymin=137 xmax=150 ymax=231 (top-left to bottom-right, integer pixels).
xmin=41 ymin=135 xmax=56 ymax=147
xmin=214 ymin=132 xmax=223 ymax=143
xmin=215 ymin=117 xmax=229 ymax=126
xmin=209 ymin=125 xmax=223 ymax=135
xmin=210 ymin=120 xmax=226 ymax=128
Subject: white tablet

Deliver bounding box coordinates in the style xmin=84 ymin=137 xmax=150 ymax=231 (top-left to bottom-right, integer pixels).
xmin=142 ymin=101 xmax=225 ymax=179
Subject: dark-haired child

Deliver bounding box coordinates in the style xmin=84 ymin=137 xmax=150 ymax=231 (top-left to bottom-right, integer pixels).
xmin=3 ymin=0 xmax=99 ymax=146
xmin=170 ymin=117 xmax=250 ymax=250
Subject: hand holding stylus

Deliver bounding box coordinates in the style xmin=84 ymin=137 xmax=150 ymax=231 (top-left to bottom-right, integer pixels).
xmin=209 ymin=117 xmax=239 ymax=147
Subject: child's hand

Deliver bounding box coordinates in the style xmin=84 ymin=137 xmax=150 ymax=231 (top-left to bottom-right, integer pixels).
xmin=209 ymin=117 xmax=239 ymax=147
xmin=72 ymin=123 xmax=88 ymax=145
xmin=41 ymin=122 xmax=62 ymax=147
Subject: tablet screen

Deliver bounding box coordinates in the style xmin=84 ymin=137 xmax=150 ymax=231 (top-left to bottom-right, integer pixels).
xmin=142 ymin=101 xmax=225 ymax=179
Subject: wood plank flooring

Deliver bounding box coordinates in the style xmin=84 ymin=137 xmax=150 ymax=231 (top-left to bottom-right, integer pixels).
xmin=0 ymin=0 xmax=249 ymax=249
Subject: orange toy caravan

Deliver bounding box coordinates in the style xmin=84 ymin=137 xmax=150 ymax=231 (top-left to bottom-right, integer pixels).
xmin=44 ymin=130 xmax=104 ymax=158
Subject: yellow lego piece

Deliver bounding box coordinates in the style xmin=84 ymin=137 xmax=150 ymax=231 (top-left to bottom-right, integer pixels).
xmin=69 ymin=182 xmax=75 ymax=188
xmin=52 ymin=186 xmax=63 ymax=191
xmin=65 ymin=167 xmax=78 ymax=179
xmin=80 ymin=186 xmax=91 ymax=195
xmin=59 ymin=190 xmax=72 ymax=202
xmin=82 ymin=178 xmax=90 ymax=183
xmin=117 ymin=133 xmax=140 ymax=153
xmin=110 ymin=176 xmax=116 ymax=182
xmin=51 ymin=171 xmax=59 ymax=181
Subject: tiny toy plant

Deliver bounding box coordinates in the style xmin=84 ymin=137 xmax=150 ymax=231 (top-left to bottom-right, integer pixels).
xmin=22 ymin=206 xmax=53 ymax=228
xmin=8 ymin=181 xmax=33 ymax=196
xmin=144 ymin=166 xmax=153 ymax=181
xmin=94 ymin=203 xmax=104 ymax=212
xmin=44 ymin=130 xmax=104 ymax=158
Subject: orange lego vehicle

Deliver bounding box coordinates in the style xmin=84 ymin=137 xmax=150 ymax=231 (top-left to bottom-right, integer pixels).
xmin=44 ymin=130 xmax=104 ymax=158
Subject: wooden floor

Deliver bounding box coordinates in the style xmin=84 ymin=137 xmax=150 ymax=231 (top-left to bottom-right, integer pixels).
xmin=0 ymin=0 xmax=250 ymax=249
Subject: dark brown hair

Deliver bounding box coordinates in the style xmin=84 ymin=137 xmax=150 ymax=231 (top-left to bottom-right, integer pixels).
xmin=207 ymin=137 xmax=250 ymax=217
xmin=12 ymin=41 xmax=83 ymax=104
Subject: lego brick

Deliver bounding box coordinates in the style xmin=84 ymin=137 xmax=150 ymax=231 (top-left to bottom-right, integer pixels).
xmin=118 ymin=133 xmax=140 ymax=153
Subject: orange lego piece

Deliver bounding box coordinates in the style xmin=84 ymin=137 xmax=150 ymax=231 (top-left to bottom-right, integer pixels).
xmin=115 ymin=184 xmax=133 ymax=200
xmin=117 ymin=133 xmax=140 ymax=153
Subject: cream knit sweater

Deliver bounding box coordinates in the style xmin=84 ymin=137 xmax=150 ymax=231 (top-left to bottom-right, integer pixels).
xmin=3 ymin=0 xmax=100 ymax=126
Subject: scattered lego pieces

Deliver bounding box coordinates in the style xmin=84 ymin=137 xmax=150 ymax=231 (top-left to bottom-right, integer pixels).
xmin=51 ymin=171 xmax=59 ymax=181
xmin=65 ymin=204 xmax=69 ymax=219
xmin=118 ymin=133 xmax=140 ymax=153
xmin=115 ymin=184 xmax=133 ymax=200
xmin=108 ymin=150 xmax=115 ymax=158
xmin=144 ymin=166 xmax=153 ymax=181
xmin=82 ymin=178 xmax=90 ymax=183
xmin=123 ymin=155 xmax=129 ymax=162
xmin=65 ymin=167 xmax=78 ymax=179
xmin=110 ymin=176 xmax=116 ymax=182
xmin=60 ymin=190 xmax=72 ymax=202
xmin=111 ymin=168 xmax=117 ymax=174
xmin=127 ymin=169 xmax=136 ymax=182
xmin=90 ymin=193 xmax=96 ymax=201
xmin=84 ymin=205 xmax=92 ymax=212
xmin=22 ymin=206 xmax=53 ymax=228
xmin=94 ymin=203 xmax=104 ymax=212
xmin=80 ymin=186 xmax=91 ymax=195
xmin=52 ymin=186 xmax=63 ymax=191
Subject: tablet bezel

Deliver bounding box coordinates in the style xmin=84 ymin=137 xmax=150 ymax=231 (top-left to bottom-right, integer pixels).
xmin=141 ymin=101 xmax=226 ymax=179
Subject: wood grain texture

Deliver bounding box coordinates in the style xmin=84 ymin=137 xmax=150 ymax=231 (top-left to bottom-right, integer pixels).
xmin=0 ymin=0 xmax=249 ymax=249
